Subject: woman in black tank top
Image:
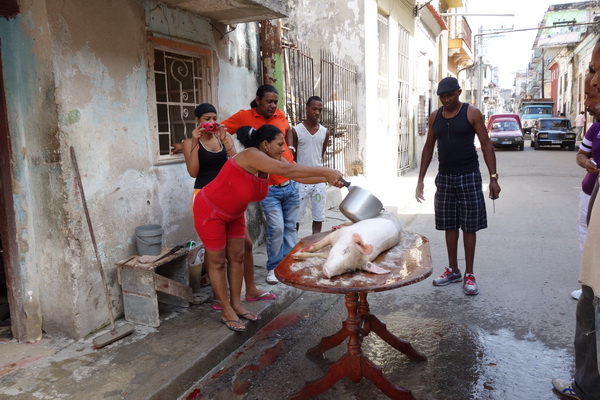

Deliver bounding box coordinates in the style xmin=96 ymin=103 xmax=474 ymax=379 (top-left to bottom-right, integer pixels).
xmin=182 ymin=103 xmax=276 ymax=316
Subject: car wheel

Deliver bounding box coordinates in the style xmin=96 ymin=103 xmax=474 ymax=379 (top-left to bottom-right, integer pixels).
xmin=519 ymin=143 xmax=524 ymax=151
xmin=530 ymin=139 xmax=535 ymax=147
xmin=534 ymin=140 xmax=540 ymax=150
xmin=569 ymin=143 xmax=575 ymax=151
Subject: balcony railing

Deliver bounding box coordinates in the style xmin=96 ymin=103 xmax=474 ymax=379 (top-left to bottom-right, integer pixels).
xmin=456 ymin=16 xmax=472 ymax=53
xmin=445 ymin=15 xmax=472 ymax=53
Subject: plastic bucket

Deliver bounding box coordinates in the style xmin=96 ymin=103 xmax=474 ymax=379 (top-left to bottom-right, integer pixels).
xmin=135 ymin=224 xmax=163 ymax=255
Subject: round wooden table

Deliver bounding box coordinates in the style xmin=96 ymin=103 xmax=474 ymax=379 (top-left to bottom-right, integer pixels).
xmin=275 ymin=230 xmax=432 ymax=400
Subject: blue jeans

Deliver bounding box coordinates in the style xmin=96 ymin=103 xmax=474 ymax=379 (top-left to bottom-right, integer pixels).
xmin=261 ymin=181 xmax=300 ymax=271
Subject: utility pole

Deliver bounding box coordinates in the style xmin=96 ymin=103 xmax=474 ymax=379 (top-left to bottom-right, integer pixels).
xmin=474 ymin=25 xmax=516 ymax=115
xmin=541 ymin=48 xmax=545 ymax=98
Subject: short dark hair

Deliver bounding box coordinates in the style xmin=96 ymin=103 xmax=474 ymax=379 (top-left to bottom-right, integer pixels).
xmin=251 ymin=84 xmax=279 ymax=108
xmin=236 ymin=124 xmax=282 ymax=148
xmin=306 ymin=96 xmax=322 ymax=106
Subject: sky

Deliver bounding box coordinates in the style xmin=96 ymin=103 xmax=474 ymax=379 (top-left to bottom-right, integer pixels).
xmin=464 ymin=0 xmax=556 ymax=89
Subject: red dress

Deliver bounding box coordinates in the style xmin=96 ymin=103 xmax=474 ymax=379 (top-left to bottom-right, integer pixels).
xmin=193 ymin=158 xmax=269 ymax=250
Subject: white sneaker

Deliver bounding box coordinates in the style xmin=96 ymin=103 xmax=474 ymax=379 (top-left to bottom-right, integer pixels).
xmin=571 ymin=289 xmax=582 ymax=300
xmin=266 ymin=270 xmax=279 ymax=285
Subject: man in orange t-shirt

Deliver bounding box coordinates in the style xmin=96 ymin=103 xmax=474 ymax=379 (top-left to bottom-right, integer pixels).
xmin=221 ymin=84 xmax=299 ymax=285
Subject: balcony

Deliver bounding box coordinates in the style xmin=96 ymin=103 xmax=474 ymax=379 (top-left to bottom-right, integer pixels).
xmin=158 ymin=0 xmax=288 ymax=25
xmin=448 ymin=16 xmax=473 ymax=65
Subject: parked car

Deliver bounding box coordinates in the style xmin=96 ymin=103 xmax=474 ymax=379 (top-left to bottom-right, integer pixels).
xmin=530 ymin=117 xmax=577 ymax=151
xmin=487 ymin=115 xmax=524 ymax=151
xmin=487 ymin=113 xmax=523 ymax=132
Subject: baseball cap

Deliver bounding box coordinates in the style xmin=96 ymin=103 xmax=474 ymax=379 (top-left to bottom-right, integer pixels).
xmin=437 ymin=77 xmax=461 ymax=95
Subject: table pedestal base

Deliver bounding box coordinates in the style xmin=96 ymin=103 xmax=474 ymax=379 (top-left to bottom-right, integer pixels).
xmin=291 ymin=293 xmax=426 ymax=400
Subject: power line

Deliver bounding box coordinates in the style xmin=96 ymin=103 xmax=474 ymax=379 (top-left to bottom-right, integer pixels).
xmin=475 ymin=22 xmax=599 ymax=37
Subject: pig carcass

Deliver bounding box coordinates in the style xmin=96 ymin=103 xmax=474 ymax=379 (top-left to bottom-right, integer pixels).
xmin=293 ymin=213 xmax=402 ymax=278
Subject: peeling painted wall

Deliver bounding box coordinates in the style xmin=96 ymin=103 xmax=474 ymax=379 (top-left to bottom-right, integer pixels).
xmin=0 ymin=0 xmax=263 ymax=339
xmin=286 ymin=0 xmax=368 ymax=170
xmin=286 ymin=0 xmax=420 ymax=179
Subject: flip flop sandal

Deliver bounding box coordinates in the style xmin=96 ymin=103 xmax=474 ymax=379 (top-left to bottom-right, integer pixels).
xmin=221 ymin=318 xmax=246 ymax=332
xmin=237 ymin=312 xmax=262 ymax=321
xmin=245 ymin=292 xmax=277 ymax=302
xmin=211 ymin=300 xmax=223 ymax=311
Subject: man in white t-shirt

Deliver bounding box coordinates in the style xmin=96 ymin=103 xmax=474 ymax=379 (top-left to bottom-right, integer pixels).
xmin=575 ymin=111 xmax=587 ymax=141
xmin=291 ymin=96 xmax=330 ymax=234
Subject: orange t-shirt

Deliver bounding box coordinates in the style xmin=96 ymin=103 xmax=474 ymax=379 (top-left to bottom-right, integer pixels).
xmin=221 ymin=108 xmax=293 ymax=185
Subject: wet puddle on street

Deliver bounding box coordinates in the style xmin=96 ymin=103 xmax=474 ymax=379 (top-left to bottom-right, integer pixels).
xmin=363 ymin=316 xmax=573 ymax=399
xmin=181 ymin=302 xmax=572 ymax=400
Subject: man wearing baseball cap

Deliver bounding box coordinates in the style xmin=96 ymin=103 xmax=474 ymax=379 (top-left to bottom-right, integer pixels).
xmin=415 ymin=76 xmax=501 ymax=295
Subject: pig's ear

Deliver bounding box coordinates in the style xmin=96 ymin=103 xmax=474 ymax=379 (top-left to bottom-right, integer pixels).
xmin=352 ymin=233 xmax=373 ymax=255
xmin=364 ymin=262 xmax=390 ymax=274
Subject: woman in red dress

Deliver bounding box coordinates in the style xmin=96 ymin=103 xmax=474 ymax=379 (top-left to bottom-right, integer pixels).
xmin=194 ymin=125 xmax=343 ymax=331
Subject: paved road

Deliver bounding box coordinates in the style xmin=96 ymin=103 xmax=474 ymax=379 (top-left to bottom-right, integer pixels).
xmin=180 ymin=143 xmax=582 ymax=400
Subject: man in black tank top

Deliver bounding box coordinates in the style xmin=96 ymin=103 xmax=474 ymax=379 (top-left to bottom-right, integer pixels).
xmin=415 ymin=77 xmax=501 ymax=296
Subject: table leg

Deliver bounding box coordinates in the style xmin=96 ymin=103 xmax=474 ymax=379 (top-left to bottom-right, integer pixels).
xmin=366 ymin=314 xmax=427 ymax=361
xmin=306 ymin=321 xmax=349 ymax=356
xmin=360 ymin=293 xmax=426 ymax=361
xmin=292 ymin=293 xmax=419 ymax=400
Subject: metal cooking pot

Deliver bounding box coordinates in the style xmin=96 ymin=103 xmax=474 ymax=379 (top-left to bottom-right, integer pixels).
xmin=338 ymin=179 xmax=384 ymax=222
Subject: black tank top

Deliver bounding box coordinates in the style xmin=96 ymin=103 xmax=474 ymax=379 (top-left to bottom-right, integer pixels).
xmin=433 ymin=102 xmax=479 ymax=174
xmin=194 ymin=140 xmax=227 ymax=189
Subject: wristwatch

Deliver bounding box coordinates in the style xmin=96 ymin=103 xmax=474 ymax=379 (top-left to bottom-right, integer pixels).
xmin=490 ymin=173 xmax=499 ymax=179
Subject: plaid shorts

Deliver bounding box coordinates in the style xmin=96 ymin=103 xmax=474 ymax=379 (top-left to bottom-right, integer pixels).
xmin=434 ymin=170 xmax=487 ymax=232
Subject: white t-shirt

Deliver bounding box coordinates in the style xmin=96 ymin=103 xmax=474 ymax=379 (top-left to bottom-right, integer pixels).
xmin=295 ymin=122 xmax=327 ymax=167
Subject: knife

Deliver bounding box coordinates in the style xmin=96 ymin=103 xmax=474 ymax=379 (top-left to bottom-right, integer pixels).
xmin=154 ymin=244 xmax=184 ymax=263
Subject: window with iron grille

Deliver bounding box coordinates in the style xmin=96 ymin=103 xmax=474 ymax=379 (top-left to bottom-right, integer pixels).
xmin=397 ymin=24 xmax=411 ymax=172
xmin=151 ymin=37 xmax=212 ymax=158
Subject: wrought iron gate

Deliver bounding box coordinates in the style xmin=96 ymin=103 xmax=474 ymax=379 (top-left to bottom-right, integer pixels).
xmin=320 ymin=50 xmax=360 ymax=176
xmin=282 ymin=41 xmax=360 ymax=176
xmin=282 ymin=41 xmax=314 ymax=126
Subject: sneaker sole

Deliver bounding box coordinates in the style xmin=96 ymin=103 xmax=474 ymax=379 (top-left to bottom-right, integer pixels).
xmin=464 ymin=289 xmax=479 ymax=295
xmin=432 ymin=277 xmax=462 ymax=287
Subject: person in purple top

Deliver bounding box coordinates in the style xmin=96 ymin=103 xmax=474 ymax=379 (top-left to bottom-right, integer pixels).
xmin=552 ymin=59 xmax=600 ymax=400
xmin=570 ymin=70 xmax=600 ymax=302
xmin=575 ymin=72 xmax=600 ymax=256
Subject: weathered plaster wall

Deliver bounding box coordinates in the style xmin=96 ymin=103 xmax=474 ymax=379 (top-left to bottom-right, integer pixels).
xmin=0 ymin=0 xmax=72 ymax=339
xmin=286 ymin=0 xmax=368 ymax=173
xmin=287 ymin=0 xmax=420 ymax=180
xmin=146 ymin=2 xmax=266 ymax=244
xmin=46 ymin=0 xmax=153 ymax=338
xmin=0 ymin=0 xmax=263 ymax=339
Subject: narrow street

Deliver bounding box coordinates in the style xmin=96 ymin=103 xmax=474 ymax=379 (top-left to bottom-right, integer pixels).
xmin=180 ymin=143 xmax=583 ymax=400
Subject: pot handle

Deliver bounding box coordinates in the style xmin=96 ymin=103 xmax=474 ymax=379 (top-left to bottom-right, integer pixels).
xmin=341 ymin=178 xmax=351 ymax=188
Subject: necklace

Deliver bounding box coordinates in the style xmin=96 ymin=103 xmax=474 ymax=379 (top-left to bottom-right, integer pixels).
xmin=443 ymin=103 xmax=461 ymax=137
